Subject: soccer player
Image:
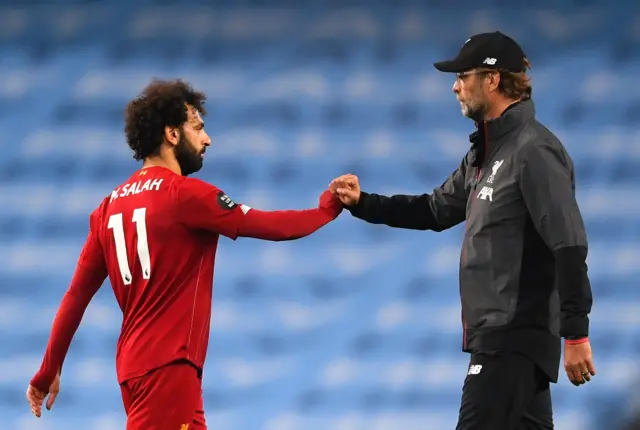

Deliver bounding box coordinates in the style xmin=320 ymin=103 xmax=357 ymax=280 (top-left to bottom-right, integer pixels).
xmin=26 ymin=79 xmax=343 ymax=429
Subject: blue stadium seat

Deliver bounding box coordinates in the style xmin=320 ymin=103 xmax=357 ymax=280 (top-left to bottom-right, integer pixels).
xmin=1 ymin=2 xmax=639 ymax=429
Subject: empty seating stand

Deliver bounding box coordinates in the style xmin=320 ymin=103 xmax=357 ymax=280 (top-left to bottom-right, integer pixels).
xmin=0 ymin=2 xmax=639 ymax=429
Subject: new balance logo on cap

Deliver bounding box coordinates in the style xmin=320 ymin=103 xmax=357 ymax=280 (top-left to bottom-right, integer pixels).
xmin=483 ymin=57 xmax=497 ymax=65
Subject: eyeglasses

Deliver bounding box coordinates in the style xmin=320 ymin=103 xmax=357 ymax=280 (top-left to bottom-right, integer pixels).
xmin=455 ymin=69 xmax=498 ymax=81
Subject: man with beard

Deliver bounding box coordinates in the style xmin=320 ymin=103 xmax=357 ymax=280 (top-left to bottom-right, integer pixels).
xmin=26 ymin=79 xmax=343 ymax=429
xmin=329 ymin=32 xmax=595 ymax=429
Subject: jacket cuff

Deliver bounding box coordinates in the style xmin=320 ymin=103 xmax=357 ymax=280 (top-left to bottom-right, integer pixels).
xmin=346 ymin=191 xmax=370 ymax=218
xmin=560 ymin=314 xmax=589 ymax=339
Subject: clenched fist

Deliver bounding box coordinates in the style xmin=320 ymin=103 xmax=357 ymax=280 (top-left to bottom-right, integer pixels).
xmin=329 ymin=174 xmax=361 ymax=206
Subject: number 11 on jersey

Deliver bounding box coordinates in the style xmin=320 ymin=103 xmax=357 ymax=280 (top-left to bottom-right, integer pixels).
xmin=107 ymin=208 xmax=151 ymax=285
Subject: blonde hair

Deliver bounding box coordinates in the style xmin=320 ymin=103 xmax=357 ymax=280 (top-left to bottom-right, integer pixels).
xmin=498 ymin=58 xmax=532 ymax=100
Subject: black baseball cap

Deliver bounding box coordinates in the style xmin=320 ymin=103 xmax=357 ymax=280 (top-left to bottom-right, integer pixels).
xmin=433 ymin=31 xmax=526 ymax=73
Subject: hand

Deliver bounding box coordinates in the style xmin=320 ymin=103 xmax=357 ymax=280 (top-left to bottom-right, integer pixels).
xmin=27 ymin=372 xmax=60 ymax=418
xmin=564 ymin=339 xmax=596 ymax=386
xmin=318 ymin=190 xmax=343 ymax=219
xmin=329 ymin=174 xmax=361 ymax=206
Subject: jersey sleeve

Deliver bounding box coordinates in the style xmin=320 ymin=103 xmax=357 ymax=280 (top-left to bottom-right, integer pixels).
xmin=30 ymin=209 xmax=108 ymax=393
xmin=175 ymin=178 xmax=248 ymax=240
xmin=176 ymin=178 xmax=342 ymax=241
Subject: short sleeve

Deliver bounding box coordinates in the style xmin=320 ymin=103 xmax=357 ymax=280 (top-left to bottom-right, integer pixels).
xmin=175 ymin=178 xmax=249 ymax=240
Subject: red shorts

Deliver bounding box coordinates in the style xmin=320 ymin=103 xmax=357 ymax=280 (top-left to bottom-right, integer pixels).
xmin=120 ymin=361 xmax=207 ymax=430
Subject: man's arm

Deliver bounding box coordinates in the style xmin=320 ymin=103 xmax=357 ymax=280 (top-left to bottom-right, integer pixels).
xmin=519 ymin=140 xmax=593 ymax=340
xmin=346 ymin=156 xmax=469 ymax=232
xmin=30 ymin=214 xmax=108 ymax=393
xmin=176 ymin=179 xmax=342 ymax=241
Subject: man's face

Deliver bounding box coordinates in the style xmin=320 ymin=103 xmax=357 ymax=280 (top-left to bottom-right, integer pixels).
xmin=174 ymin=105 xmax=211 ymax=176
xmin=452 ymin=69 xmax=493 ymax=122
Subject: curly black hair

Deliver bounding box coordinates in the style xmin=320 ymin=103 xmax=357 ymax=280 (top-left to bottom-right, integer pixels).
xmin=124 ymin=79 xmax=207 ymax=161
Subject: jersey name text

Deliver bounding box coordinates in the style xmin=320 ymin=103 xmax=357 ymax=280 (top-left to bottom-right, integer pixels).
xmin=110 ymin=179 xmax=164 ymax=203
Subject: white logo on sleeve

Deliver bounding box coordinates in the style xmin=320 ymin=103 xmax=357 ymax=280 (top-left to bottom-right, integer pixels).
xmin=477 ymin=186 xmax=494 ymax=201
xmin=467 ymin=364 xmax=483 ymax=375
xmin=483 ymin=57 xmax=497 ymax=65
xmin=486 ymin=160 xmax=504 ymax=184
xmin=240 ymin=204 xmax=251 ymax=215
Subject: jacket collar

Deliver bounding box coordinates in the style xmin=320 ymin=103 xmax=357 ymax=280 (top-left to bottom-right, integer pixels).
xmin=468 ymin=98 xmax=535 ymax=167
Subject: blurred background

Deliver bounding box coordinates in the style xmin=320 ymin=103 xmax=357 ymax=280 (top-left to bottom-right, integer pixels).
xmin=1 ymin=0 xmax=640 ymax=429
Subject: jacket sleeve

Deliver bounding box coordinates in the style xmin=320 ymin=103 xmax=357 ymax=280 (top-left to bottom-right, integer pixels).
xmin=518 ymin=139 xmax=593 ymax=339
xmin=346 ymin=156 xmax=469 ymax=232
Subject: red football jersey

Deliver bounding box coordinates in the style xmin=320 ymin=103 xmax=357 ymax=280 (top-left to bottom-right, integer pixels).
xmin=95 ymin=166 xmax=231 ymax=383
xmin=30 ymin=165 xmax=341 ymax=391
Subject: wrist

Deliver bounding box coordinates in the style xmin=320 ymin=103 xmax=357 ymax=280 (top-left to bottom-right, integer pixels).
xmin=345 ymin=191 xmax=366 ymax=211
xmin=564 ymin=337 xmax=588 ymax=346
xmin=30 ymin=372 xmax=50 ymax=393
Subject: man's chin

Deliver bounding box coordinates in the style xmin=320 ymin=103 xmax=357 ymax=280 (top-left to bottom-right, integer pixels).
xmin=190 ymin=162 xmax=204 ymax=175
xmin=179 ymin=159 xmax=204 ymax=176
xmin=461 ymin=106 xmax=483 ymax=122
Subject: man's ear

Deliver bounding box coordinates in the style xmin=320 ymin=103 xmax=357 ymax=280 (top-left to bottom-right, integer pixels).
xmin=487 ymin=71 xmax=501 ymax=93
xmin=164 ymin=126 xmax=180 ymax=146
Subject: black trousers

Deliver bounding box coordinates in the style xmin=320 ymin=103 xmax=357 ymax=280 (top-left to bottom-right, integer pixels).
xmin=456 ymin=352 xmax=554 ymax=430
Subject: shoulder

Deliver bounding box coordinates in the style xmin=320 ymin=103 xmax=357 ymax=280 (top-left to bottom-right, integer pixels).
xmin=89 ymin=196 xmax=111 ymax=230
xmin=515 ymin=120 xmax=571 ymax=167
xmin=171 ymin=176 xmax=240 ymax=212
xmin=179 ymin=176 xmax=217 ymax=189
xmin=174 ymin=176 xmax=221 ymax=200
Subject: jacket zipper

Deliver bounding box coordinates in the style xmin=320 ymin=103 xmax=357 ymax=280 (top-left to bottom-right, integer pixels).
xmin=460 ymin=121 xmax=489 ymax=350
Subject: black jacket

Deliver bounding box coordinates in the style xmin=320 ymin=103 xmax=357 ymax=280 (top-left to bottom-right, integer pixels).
xmin=347 ymin=99 xmax=593 ymax=382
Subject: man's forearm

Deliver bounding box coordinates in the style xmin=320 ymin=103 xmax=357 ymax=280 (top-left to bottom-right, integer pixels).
xmin=554 ymin=246 xmax=593 ymax=339
xmin=237 ymin=208 xmax=336 ymax=241
xmin=30 ymin=290 xmax=92 ymax=392
xmin=30 ymin=262 xmax=105 ymax=393
xmin=347 ymin=191 xmax=440 ymax=230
